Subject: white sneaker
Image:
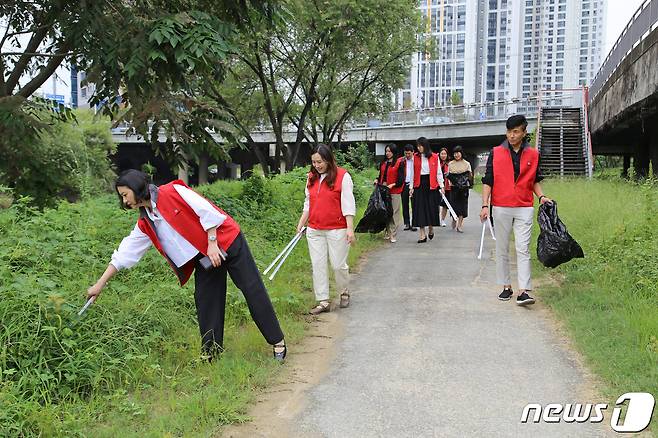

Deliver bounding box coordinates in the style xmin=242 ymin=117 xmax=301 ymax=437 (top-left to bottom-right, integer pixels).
xmin=390 ymin=237 xmax=397 ymax=243
xmin=440 ymin=221 xmax=447 ymax=227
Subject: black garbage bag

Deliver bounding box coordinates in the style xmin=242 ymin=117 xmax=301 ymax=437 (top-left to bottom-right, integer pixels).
xmin=355 ymin=184 xmax=393 ymax=233
xmin=537 ymin=201 xmax=584 ymax=268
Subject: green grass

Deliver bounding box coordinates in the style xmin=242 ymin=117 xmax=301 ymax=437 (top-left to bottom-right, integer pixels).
xmin=531 ymin=176 xmax=657 ymax=435
xmin=0 ymin=166 xmax=382 ymax=437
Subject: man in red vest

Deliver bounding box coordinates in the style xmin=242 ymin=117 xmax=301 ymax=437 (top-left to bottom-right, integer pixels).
xmin=480 ymin=115 xmax=552 ymax=306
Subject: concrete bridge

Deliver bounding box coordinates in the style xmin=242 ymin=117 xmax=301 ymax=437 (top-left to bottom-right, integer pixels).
xmin=111 ymin=101 xmax=538 ymax=175
xmin=588 ymin=0 xmax=658 ymax=176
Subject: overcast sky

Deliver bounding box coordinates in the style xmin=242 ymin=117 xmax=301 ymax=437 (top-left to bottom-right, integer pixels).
xmin=605 ymin=0 xmax=646 ymax=54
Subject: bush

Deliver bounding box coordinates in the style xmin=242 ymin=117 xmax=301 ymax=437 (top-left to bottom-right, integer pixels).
xmin=335 ymin=142 xmax=374 ymax=171
xmin=0 ymin=110 xmax=116 ymax=208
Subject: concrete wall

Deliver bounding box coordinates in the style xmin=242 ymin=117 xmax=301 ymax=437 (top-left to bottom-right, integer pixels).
xmin=589 ymin=26 xmax=658 ymax=135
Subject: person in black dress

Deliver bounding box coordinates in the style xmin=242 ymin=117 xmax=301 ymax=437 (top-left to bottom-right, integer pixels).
xmin=409 ymin=137 xmax=445 ymax=243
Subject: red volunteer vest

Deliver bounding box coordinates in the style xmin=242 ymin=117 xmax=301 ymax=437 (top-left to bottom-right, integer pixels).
xmin=440 ymin=160 xmax=451 ymax=191
xmin=136 ymin=180 xmax=241 ymax=285
xmin=413 ymin=153 xmax=440 ymax=190
xmin=491 ymin=145 xmax=539 ymax=207
xmin=308 ymin=167 xmax=349 ymax=230
xmin=378 ymin=157 xmax=404 ymax=195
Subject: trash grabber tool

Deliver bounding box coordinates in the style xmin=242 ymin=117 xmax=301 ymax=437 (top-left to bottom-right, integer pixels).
xmin=77 ymin=296 xmax=96 ymax=316
xmin=486 ymin=213 xmax=496 ymax=240
xmin=269 ymin=231 xmax=304 ymax=281
xmin=263 ymin=227 xmax=306 ymax=276
xmin=477 ymin=220 xmax=486 ymax=260
xmin=440 ymin=191 xmax=458 ymax=221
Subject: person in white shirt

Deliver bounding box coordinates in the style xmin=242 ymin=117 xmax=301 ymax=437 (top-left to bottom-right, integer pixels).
xmin=296 ymin=144 xmax=356 ymax=315
xmin=401 ymin=144 xmax=417 ymax=231
xmin=409 ymin=137 xmax=445 ymax=243
xmin=86 ymin=170 xmax=287 ymax=362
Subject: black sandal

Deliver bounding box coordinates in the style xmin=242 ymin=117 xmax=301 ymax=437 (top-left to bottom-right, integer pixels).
xmin=273 ymin=342 xmax=287 ymax=362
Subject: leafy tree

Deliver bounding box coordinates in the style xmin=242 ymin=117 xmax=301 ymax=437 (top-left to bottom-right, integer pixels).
xmin=297 ymin=0 xmax=419 ymax=147
xmin=450 ymin=90 xmax=463 ymax=106
xmin=214 ymin=0 xmax=419 ymax=172
xmin=1 ymin=1 xmax=278 ymax=192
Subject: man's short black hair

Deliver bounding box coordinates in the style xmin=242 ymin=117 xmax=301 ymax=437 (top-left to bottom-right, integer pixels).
xmin=506 ymin=115 xmax=528 ymax=131
xmin=404 ymin=144 xmax=414 ymax=152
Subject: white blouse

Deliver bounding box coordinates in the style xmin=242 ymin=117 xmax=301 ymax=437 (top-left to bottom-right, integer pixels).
xmin=110 ymin=185 xmax=226 ymax=270
xmin=408 ymin=156 xmax=445 ymax=188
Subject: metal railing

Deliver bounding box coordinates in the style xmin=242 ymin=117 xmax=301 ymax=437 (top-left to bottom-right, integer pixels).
xmin=347 ymin=96 xmax=543 ymax=129
xmin=589 ymin=0 xmax=658 ymax=101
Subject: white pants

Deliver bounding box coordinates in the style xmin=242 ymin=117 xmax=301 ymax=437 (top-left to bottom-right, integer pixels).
xmin=306 ymin=227 xmax=350 ymax=301
xmin=387 ymin=194 xmax=402 ymax=239
xmin=492 ymin=206 xmax=534 ymax=291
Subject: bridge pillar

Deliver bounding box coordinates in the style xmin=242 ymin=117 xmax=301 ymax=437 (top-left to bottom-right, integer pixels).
xmin=634 ymin=118 xmax=657 ymax=178
xmin=622 ymin=155 xmax=631 ymax=179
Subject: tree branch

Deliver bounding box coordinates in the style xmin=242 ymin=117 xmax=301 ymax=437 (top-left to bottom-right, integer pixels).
xmin=17 ymin=43 xmax=70 ymax=98
xmin=1 ymin=51 xmax=75 ymax=57
xmin=4 ymin=25 xmax=50 ymax=94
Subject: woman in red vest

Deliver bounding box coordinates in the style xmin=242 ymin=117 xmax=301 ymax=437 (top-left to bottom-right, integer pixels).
xmin=87 ymin=170 xmax=287 ymax=362
xmin=438 ymin=147 xmax=451 ymax=227
xmin=375 ymin=143 xmax=405 ymax=243
xmin=296 ymin=144 xmax=356 ymax=315
xmin=409 ymin=137 xmax=445 ymax=243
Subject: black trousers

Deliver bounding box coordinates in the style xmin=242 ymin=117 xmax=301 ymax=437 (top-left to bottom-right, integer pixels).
xmin=193 ymin=232 xmax=284 ymax=355
xmin=401 ymin=182 xmax=412 ymax=226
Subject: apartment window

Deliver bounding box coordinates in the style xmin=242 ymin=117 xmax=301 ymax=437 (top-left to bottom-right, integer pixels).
xmin=487 ymin=66 xmax=496 ymax=89
xmin=488 ymin=40 xmax=497 ymax=62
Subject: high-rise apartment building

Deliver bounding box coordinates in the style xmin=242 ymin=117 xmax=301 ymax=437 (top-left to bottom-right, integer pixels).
xmin=396 ymin=0 xmax=606 ymax=109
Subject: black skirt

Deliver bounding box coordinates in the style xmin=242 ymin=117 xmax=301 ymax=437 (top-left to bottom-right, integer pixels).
xmin=449 ymin=187 xmax=469 ymax=218
xmin=412 ymin=175 xmax=440 ymax=227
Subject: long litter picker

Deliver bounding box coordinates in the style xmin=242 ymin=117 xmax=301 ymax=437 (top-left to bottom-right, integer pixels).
xmin=486 ymin=212 xmax=496 ymax=240
xmin=477 ymin=220 xmax=487 ymax=260
xmin=263 ymin=227 xmax=306 ymax=281
xmin=77 ymin=296 xmax=96 ymax=316
xmin=439 ymin=191 xmax=458 ymax=221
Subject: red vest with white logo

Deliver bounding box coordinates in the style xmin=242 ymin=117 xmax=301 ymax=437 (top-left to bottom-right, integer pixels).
xmin=379 ymin=157 xmax=404 ymax=195
xmin=136 ymin=180 xmax=241 ymax=285
xmin=308 ymin=167 xmax=348 ymax=230
xmin=491 ymin=145 xmax=539 ymax=207
xmin=413 ymin=152 xmax=440 ymax=190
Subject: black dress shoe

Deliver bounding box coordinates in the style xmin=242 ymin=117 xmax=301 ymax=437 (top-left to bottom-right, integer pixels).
xmin=428 ymin=232 xmax=434 ymax=240
xmin=273 ymin=344 xmax=287 ymax=363
xmin=403 ymin=225 xmax=412 ymax=231
xmin=417 ymin=237 xmax=427 ymax=243
xmin=411 ymin=227 xmax=418 ymax=231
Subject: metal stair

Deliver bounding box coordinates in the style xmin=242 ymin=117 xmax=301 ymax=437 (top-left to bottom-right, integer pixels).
xmin=537 ymin=107 xmax=589 ymax=176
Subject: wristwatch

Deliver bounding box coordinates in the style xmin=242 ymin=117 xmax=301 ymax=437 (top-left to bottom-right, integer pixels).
xmin=208 ymin=235 xmax=217 ymax=242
